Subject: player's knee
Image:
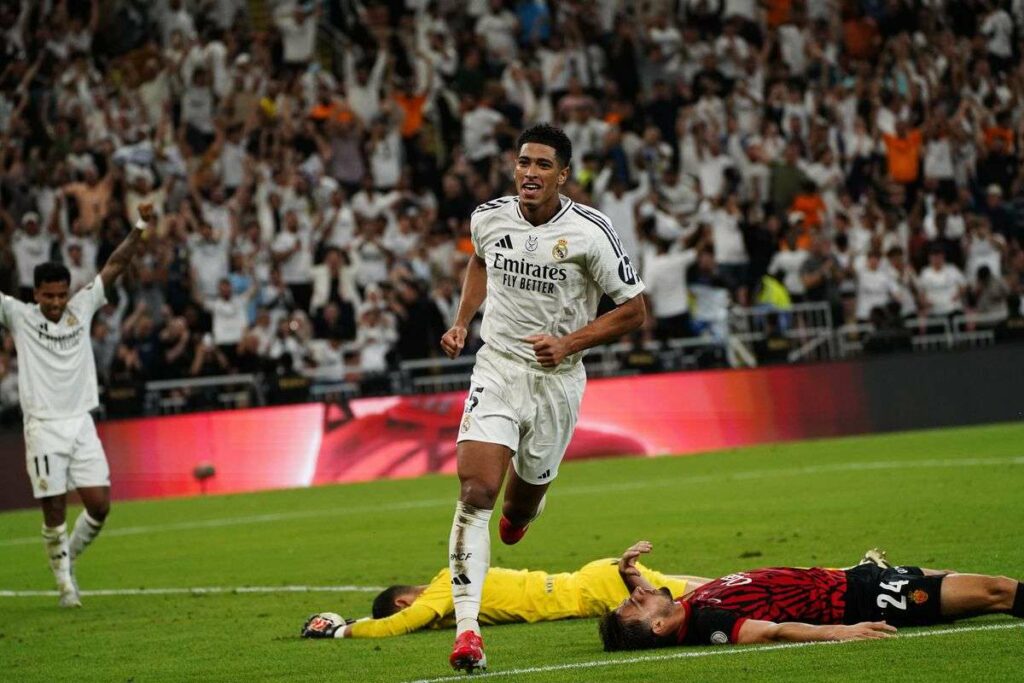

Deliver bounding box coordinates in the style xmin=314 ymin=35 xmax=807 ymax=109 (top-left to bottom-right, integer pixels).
xmin=986 ymin=576 xmax=1017 ymax=608
xmin=88 ymin=501 xmax=110 ymax=522
xmin=41 ymin=497 xmax=67 ymax=527
xmin=459 ymin=479 xmax=499 ymax=509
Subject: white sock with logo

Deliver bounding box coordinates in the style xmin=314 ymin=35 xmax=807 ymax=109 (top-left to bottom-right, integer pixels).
xmin=449 ymin=501 xmax=492 ymax=637
xmin=42 ymin=523 xmax=72 ymax=592
xmin=69 ymin=510 xmax=104 ymax=560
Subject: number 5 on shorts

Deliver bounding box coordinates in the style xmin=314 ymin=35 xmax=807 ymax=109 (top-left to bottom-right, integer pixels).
xmin=466 ymin=386 xmax=484 ymax=413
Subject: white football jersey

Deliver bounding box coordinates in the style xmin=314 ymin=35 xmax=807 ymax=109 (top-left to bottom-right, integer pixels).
xmin=0 ymin=275 xmax=107 ymax=419
xmin=471 ymin=195 xmax=645 ymax=369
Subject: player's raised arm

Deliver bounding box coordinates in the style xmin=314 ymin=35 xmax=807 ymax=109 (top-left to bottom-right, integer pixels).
xmin=440 ymin=253 xmax=487 ymax=358
xmin=617 ymin=541 xmax=657 ymax=593
xmin=99 ymin=203 xmax=154 ymax=293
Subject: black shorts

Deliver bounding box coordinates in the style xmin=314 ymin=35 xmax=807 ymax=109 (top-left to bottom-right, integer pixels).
xmin=843 ymin=564 xmax=948 ymax=626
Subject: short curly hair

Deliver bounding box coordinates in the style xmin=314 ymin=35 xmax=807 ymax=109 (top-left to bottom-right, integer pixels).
xmin=515 ymin=124 xmax=572 ymax=168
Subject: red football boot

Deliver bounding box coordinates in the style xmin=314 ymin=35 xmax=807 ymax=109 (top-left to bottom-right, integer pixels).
xmin=449 ymin=631 xmax=487 ymax=673
xmin=498 ymin=494 xmax=546 ymax=545
xmin=499 ymin=515 xmax=529 ymax=545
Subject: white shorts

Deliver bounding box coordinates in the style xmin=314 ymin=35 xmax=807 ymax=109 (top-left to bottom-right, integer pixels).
xmin=456 ymin=345 xmax=585 ymax=485
xmin=24 ymin=414 xmax=109 ymax=499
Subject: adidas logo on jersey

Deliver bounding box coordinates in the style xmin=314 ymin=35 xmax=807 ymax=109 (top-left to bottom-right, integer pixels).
xmin=494 ymin=235 xmax=513 ymax=250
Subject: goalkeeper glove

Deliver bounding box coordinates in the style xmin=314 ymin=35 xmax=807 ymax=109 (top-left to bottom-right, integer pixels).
xmin=301 ymin=612 xmax=355 ymax=639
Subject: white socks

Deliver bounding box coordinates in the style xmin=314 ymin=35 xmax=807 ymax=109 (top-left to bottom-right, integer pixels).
xmin=42 ymin=523 xmax=72 ymax=592
xmin=449 ymin=501 xmax=492 ymax=636
xmin=69 ymin=511 xmax=104 ymax=560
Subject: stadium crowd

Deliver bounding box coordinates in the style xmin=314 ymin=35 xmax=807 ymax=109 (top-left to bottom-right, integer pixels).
xmin=2 ymin=0 xmax=1024 ymax=412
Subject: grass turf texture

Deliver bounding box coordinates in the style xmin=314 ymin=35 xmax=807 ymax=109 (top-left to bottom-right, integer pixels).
xmin=0 ymin=422 xmax=1021 ymax=682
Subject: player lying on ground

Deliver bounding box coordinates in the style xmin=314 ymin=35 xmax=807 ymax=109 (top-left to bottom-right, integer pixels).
xmin=301 ymin=559 xmax=710 ymax=638
xmin=599 ymin=541 xmax=1024 ymax=650
xmin=0 ymin=204 xmax=154 ymax=607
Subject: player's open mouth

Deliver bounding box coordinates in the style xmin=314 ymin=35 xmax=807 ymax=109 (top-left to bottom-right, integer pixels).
xmin=521 ymin=182 xmax=541 ymax=198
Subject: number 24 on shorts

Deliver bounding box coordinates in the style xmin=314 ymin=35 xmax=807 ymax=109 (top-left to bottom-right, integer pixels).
xmin=877 ymin=579 xmax=909 ymax=610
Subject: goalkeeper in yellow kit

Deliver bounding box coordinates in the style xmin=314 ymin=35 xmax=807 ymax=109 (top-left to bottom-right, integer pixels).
xmin=302 ymin=559 xmax=710 ymax=639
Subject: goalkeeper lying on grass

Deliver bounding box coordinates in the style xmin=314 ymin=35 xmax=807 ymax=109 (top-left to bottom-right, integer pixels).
xmin=302 ymin=558 xmax=710 ymax=638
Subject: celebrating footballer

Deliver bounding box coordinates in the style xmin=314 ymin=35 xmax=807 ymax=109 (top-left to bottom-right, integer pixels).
xmin=439 ymin=124 xmax=646 ymax=672
xmin=0 ymin=203 xmax=154 ymax=607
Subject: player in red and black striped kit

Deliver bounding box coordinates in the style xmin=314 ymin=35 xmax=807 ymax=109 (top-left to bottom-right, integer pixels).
xmin=600 ymin=541 xmax=1024 ymax=651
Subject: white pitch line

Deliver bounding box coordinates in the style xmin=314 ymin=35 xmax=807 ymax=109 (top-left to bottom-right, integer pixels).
xmin=405 ymin=622 xmax=1024 ymax=683
xmin=0 ymin=498 xmax=450 ymax=547
xmin=2 ymin=455 xmax=1022 ymax=547
xmin=0 ymin=584 xmax=384 ymax=597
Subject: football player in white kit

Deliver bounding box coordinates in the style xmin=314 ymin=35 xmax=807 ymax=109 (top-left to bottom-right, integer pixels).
xmin=0 ymin=204 xmax=154 ymax=607
xmin=439 ymin=125 xmax=647 ymax=671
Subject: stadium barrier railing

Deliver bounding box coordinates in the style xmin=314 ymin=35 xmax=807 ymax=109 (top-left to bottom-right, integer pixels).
xmin=101 ymin=304 xmax=1016 ymax=417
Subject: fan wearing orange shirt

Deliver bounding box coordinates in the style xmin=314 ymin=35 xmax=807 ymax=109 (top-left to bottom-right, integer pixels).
xmin=882 ymin=121 xmax=923 ymax=185
xmin=882 ymin=121 xmax=923 ymax=208
xmin=790 ymin=180 xmax=827 ymax=230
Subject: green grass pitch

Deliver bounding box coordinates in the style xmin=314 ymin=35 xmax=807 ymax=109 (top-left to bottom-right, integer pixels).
xmin=0 ymin=422 xmax=1021 ymax=682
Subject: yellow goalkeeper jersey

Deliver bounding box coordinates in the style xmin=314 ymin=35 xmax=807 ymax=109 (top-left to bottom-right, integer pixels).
xmin=349 ymin=559 xmax=689 ymax=638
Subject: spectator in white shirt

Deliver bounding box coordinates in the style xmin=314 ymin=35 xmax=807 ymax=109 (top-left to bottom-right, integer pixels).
xmin=274 ymin=1 xmax=319 ymax=67
xmin=317 ymin=188 xmax=358 ymax=251
xmin=271 ymin=209 xmax=315 ymax=312
xmin=854 ymin=250 xmax=900 ymax=322
xmin=344 ymin=44 xmax=388 ymax=125
xmin=642 ymin=229 xmax=703 ymax=342
xmin=10 ymin=212 xmax=54 ymax=301
xmin=916 ymin=246 xmax=966 ymax=317
xmin=202 ymin=277 xmax=257 ymax=365
xmin=563 ymin=104 xmax=608 ymax=165
xmin=768 ymin=228 xmax=810 ymax=300
xmin=64 ymin=241 xmax=96 ymax=293
xmin=354 ymin=305 xmax=397 ymax=374
xmin=707 ymin=194 xmax=749 ymax=298
xmin=595 ymin=169 xmax=648 ymax=270
xmin=309 ymin=246 xmax=360 ymax=315
xmin=883 ymin=246 xmax=918 ymax=319
xmin=461 ymin=95 xmax=506 ymax=169
xmin=186 ymin=212 xmax=231 ymax=300
xmin=981 ymin=5 xmax=1014 ymax=72
xmin=475 ymin=0 xmax=519 ymax=66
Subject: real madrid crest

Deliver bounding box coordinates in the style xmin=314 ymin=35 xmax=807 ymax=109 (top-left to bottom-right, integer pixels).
xmin=552 ymin=238 xmax=568 ymax=260
xmin=66 ymin=313 xmax=78 ymax=327
xmin=461 ymin=415 xmax=471 ymax=433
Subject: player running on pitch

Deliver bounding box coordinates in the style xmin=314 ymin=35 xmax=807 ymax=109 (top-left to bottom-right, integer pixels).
xmin=0 ymin=203 xmax=154 ymax=607
xmin=600 ymin=541 xmax=1024 ymax=650
xmin=302 ymin=559 xmax=709 ymax=639
xmin=439 ymin=124 xmax=646 ymax=671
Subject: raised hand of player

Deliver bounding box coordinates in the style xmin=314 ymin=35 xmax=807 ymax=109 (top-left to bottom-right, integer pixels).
xmin=834 ymin=622 xmax=897 ymax=641
xmin=440 ymin=325 xmax=467 ymax=358
xmin=618 ymin=540 xmax=653 ymax=577
xmin=524 ymin=334 xmax=569 ymax=367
